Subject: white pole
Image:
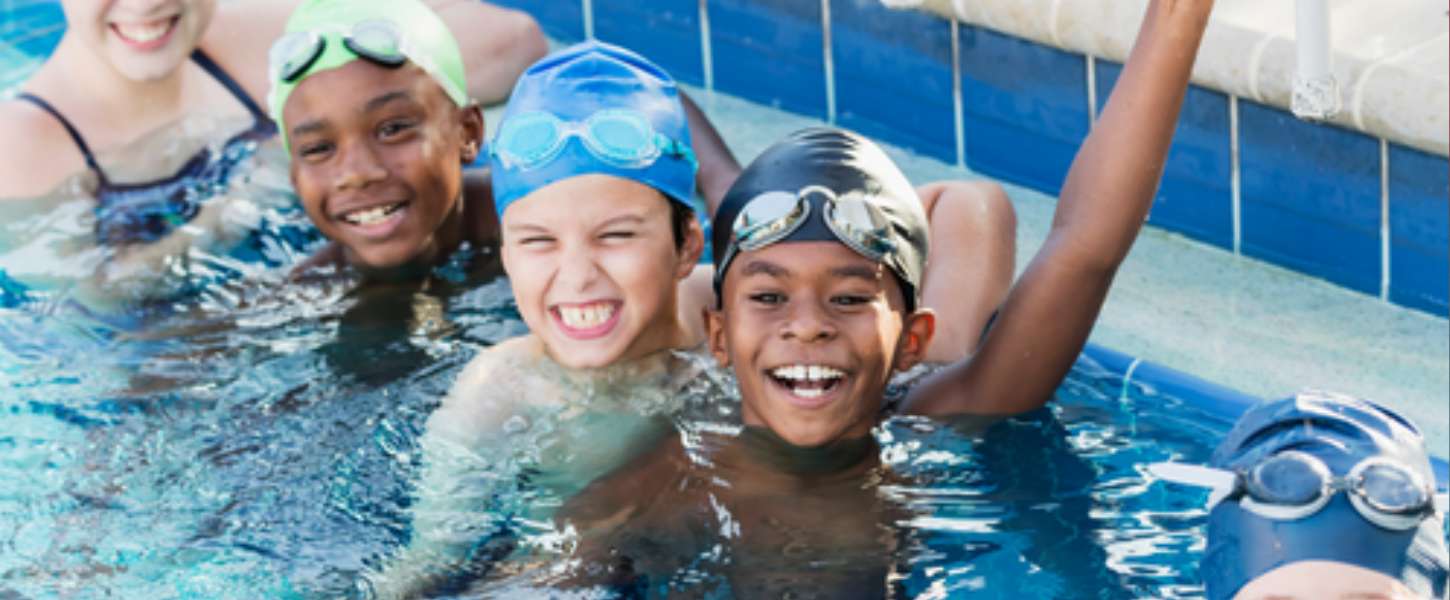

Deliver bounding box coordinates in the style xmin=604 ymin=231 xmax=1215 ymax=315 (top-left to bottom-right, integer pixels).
xmin=1291 ymin=0 xmax=1340 ymax=120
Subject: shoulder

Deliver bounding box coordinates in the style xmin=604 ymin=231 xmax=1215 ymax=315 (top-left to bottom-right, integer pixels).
xmin=201 ymin=0 xmax=299 ymax=104
xmin=0 ymin=99 xmax=89 ymax=199
xmin=433 ymin=336 xmax=544 ymax=431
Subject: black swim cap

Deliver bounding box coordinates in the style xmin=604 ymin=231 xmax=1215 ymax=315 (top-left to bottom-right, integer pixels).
xmin=711 ymin=128 xmax=927 ymax=311
xmin=1202 ymin=391 xmax=1448 ymax=600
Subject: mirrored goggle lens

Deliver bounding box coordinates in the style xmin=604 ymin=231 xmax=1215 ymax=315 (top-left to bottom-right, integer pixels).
xmin=825 ymin=192 xmax=896 ymax=259
xmin=584 ymin=110 xmax=656 ymax=164
xmin=344 ymin=19 xmax=406 ymax=67
xmin=1356 ymin=462 xmax=1429 ymax=514
xmin=1247 ymin=451 xmax=1329 ymax=506
xmin=271 ymin=31 xmax=324 ymax=83
xmin=496 ymin=114 xmax=566 ymax=167
xmin=733 ymin=191 xmax=808 ymax=250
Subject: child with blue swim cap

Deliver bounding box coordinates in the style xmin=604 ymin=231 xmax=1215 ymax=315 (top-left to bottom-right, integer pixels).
xmin=1156 ymin=391 xmax=1448 ymax=599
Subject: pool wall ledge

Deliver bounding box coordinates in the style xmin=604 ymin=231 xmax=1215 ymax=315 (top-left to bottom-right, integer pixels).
xmin=1079 ymin=342 xmax=1450 ymax=491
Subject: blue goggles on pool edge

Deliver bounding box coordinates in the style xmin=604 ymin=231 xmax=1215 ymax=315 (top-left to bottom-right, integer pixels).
xmin=490 ymin=109 xmax=696 ymax=172
xmin=1150 ymin=451 xmax=1447 ymax=531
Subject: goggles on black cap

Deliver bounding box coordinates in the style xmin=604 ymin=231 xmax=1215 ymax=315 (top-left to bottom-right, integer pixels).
xmin=715 ymin=185 xmax=899 ymax=288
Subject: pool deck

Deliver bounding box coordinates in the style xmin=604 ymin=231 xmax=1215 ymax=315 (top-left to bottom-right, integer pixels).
xmin=643 ymin=85 xmax=1450 ymax=459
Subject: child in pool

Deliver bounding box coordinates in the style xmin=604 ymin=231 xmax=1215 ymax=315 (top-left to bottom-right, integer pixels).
xmin=551 ymin=0 xmax=1218 ymax=591
xmin=373 ymin=41 xmax=1015 ymax=597
xmin=0 ymin=0 xmax=545 ymax=298
xmin=1154 ymin=391 xmax=1447 ymax=600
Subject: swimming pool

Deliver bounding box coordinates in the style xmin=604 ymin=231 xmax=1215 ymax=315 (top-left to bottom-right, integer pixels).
xmin=2 ymin=1 xmax=1447 ymax=598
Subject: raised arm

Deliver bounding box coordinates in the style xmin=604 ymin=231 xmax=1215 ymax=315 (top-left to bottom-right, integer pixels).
xmin=905 ymin=0 xmax=1214 ymax=416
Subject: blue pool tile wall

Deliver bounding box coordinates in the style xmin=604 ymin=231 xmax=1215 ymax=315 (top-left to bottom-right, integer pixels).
xmin=1096 ymin=61 xmax=1235 ymax=250
xmin=1388 ymin=144 xmax=1450 ymax=314
xmin=707 ymin=0 xmax=828 ymax=120
xmin=1238 ymin=100 xmax=1384 ymax=296
xmin=594 ymin=0 xmax=705 ymax=86
xmin=488 ymin=0 xmax=586 ymax=41
xmin=829 ymin=0 xmax=956 ymax=163
xmin=958 ymin=25 xmax=1089 ymax=196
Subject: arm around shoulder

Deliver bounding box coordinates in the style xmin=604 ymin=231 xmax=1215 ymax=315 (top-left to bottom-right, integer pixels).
xmin=429 ymin=1 xmax=548 ymax=104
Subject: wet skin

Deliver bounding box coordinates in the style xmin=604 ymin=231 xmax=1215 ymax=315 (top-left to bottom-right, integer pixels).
xmin=284 ymin=60 xmax=484 ymax=277
xmin=706 ymin=241 xmax=934 ymax=448
xmin=500 ymin=175 xmax=703 ymax=370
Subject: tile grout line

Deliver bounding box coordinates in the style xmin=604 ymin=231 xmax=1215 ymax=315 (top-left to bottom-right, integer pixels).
xmin=1230 ymin=94 xmax=1242 ymax=256
xmin=699 ymin=0 xmax=713 ymax=92
xmin=582 ymin=0 xmax=594 ymax=40
xmin=1085 ymin=54 xmax=1097 ymax=129
xmin=1380 ymin=138 xmax=1391 ymax=302
xmin=951 ymin=17 xmax=965 ymax=169
xmin=821 ymin=0 xmax=836 ymax=124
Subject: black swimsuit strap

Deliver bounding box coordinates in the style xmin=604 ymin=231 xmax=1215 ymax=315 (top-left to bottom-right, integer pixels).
xmin=190 ymin=48 xmax=275 ymax=134
xmin=13 ymin=91 xmax=105 ymax=175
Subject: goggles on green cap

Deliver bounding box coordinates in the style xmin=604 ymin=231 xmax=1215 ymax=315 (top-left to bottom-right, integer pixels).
xmin=266 ymin=0 xmax=470 ymax=150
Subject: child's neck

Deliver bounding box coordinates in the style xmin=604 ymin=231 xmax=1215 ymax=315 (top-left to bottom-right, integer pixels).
xmin=721 ymin=426 xmax=880 ymax=480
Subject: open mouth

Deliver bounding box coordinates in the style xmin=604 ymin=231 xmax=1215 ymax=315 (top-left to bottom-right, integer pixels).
xmin=111 ymin=16 xmax=179 ymax=49
xmin=768 ymin=364 xmax=846 ymax=402
xmin=339 ymin=202 xmax=408 ymax=227
xmin=550 ymin=300 xmax=622 ymax=340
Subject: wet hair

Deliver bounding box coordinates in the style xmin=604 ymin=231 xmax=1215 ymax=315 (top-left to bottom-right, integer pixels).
xmin=669 ymin=196 xmax=693 ymax=250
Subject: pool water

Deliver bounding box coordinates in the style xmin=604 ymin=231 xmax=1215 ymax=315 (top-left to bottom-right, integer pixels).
xmin=1 ymin=249 xmax=1240 ymax=598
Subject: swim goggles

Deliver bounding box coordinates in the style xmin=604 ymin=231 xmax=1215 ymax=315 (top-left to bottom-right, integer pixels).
xmin=717 ymin=185 xmax=898 ymax=277
xmin=267 ymin=19 xmax=466 ymax=106
xmin=490 ymin=109 xmax=696 ymax=171
xmin=1150 ymin=451 xmax=1447 ymax=531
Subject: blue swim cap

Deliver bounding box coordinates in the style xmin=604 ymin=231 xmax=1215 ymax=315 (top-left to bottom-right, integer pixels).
xmin=1202 ymin=391 xmax=1448 ymax=600
xmin=490 ymin=41 xmax=697 ymax=219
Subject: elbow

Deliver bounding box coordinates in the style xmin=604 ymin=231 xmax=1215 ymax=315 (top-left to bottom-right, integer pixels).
xmin=495 ymin=11 xmax=548 ymax=80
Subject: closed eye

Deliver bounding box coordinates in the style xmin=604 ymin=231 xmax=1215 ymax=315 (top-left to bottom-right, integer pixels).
xmin=599 ymin=229 xmax=638 ymax=241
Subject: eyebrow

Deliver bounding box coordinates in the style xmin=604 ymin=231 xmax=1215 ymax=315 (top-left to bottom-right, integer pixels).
xmin=364 ymin=90 xmax=416 ymax=113
xmin=289 ymin=119 xmax=328 ymax=139
xmin=830 ymin=264 xmax=884 ymax=283
xmin=739 ymin=259 xmax=789 ymax=279
xmin=597 ymin=214 xmax=647 ymax=229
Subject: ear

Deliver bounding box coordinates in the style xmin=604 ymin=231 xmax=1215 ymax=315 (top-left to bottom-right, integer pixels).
xmin=674 ymin=216 xmax=705 ymax=280
xmin=892 ymin=308 xmax=936 ymax=372
xmin=704 ymin=305 xmax=731 ymax=367
xmin=458 ymin=104 xmax=485 ymax=164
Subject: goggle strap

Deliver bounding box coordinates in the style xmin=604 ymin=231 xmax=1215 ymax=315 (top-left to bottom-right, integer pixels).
xmin=1148 ymin=463 xmax=1238 ymax=508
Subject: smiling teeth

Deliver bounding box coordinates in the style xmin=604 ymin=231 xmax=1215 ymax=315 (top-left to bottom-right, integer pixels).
xmin=770 ymin=365 xmax=845 ymax=382
xmin=115 ymin=20 xmax=173 ymax=43
xmin=343 ymin=203 xmax=403 ymax=226
xmin=559 ymin=303 xmax=615 ymax=329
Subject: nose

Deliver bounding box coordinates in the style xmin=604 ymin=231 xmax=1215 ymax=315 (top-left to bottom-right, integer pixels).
xmin=553 ymin=239 xmax=603 ymax=293
xmin=780 ymin=298 xmax=836 ymax=343
xmin=333 ymin=140 xmax=388 ymax=192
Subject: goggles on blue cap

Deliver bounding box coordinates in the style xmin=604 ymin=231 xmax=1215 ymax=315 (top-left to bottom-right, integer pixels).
xmin=717 ymin=185 xmax=899 ymax=283
xmin=1151 ymin=452 xmax=1447 ymax=531
xmin=491 ymin=109 xmax=696 ymax=172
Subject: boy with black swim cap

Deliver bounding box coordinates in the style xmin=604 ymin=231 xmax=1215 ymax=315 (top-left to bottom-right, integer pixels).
xmin=554 ymin=0 xmax=1221 ymax=592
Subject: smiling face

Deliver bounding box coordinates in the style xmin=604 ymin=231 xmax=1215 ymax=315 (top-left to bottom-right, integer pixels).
xmin=500 ymin=174 xmax=702 ymax=369
xmin=61 ymin=0 xmax=216 ymax=82
xmin=707 ymin=241 xmax=934 ymax=448
xmin=285 ymin=60 xmax=482 ymax=273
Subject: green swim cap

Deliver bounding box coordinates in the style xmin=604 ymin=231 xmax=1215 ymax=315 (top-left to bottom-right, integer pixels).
xmin=266 ymin=0 xmax=470 ymax=149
